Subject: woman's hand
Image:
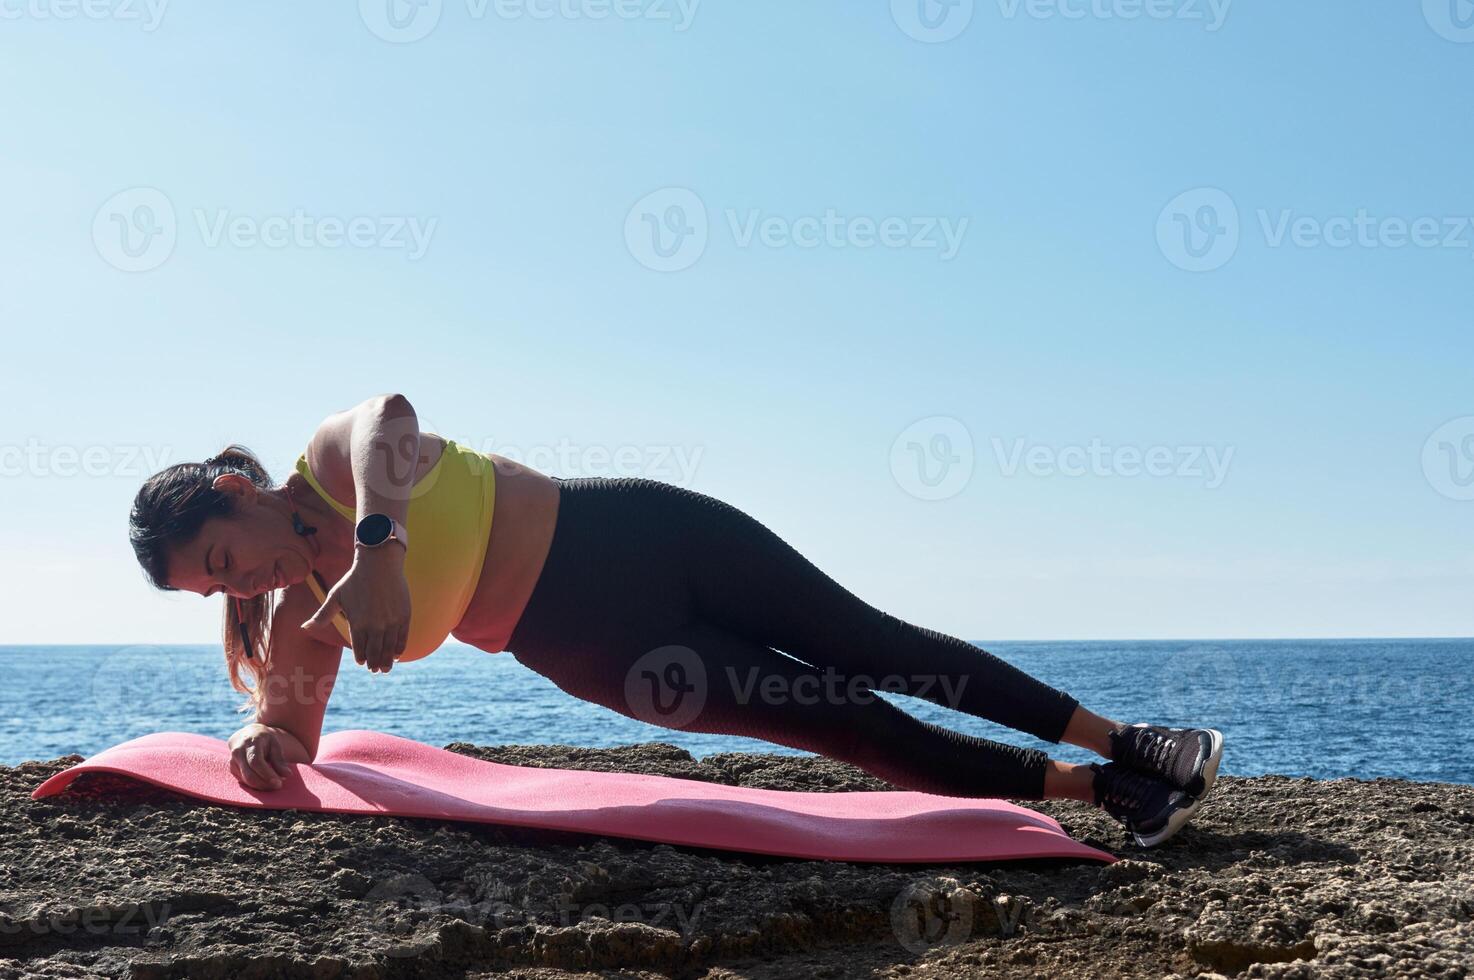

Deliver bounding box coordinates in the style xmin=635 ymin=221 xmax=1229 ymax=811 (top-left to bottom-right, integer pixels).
xmin=301 ymin=546 xmax=411 ymax=673
xmin=227 ymin=723 xmax=297 ymax=791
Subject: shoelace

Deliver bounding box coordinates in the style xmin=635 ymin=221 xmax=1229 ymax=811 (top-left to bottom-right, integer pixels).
xmin=1126 ymin=728 xmax=1174 ymax=771
xmin=1099 ymin=767 xmax=1156 ymax=813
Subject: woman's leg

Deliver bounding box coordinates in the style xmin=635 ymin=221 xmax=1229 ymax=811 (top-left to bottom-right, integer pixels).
xmin=666 ymin=485 xmax=1114 ymax=751
xmin=513 ymin=618 xmax=1096 ymax=801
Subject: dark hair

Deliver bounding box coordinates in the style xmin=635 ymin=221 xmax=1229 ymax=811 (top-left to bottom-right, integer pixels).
xmin=130 ymin=444 xmax=275 ymax=709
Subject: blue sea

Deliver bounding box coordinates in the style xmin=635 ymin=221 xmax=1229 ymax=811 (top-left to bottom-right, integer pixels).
xmin=2 ymin=640 xmax=1471 ymax=784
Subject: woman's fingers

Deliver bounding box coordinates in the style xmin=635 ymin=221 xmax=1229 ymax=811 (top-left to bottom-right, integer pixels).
xmin=301 ymin=590 xmax=344 ymax=640
xmin=232 ymin=752 xmax=268 ymax=789
xmin=242 ymin=743 xmax=282 ymax=789
xmin=358 ymin=628 xmax=383 ymax=672
xmin=375 ymin=625 xmax=403 ymax=671
xmin=349 ymin=622 xmax=367 ymax=665
xmin=266 ymin=734 xmax=293 ymax=778
xmin=345 ymin=618 xmax=413 ymax=673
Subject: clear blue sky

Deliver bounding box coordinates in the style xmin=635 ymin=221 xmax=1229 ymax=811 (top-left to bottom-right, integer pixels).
xmin=3 ymin=2 xmax=1472 ymax=643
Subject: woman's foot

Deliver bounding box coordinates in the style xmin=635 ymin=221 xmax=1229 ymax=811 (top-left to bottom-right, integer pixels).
xmin=1109 ymin=723 xmax=1224 ymax=799
xmin=1091 ymin=762 xmax=1202 ymax=848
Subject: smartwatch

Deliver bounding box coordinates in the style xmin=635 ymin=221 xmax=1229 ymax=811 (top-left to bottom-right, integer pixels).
xmin=355 ymin=513 xmax=408 ymax=551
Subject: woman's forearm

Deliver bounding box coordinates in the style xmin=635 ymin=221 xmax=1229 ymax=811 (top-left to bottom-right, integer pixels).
xmin=348 ymin=393 xmax=419 ymax=529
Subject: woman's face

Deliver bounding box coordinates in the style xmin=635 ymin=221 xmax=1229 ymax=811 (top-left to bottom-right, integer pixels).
xmin=166 ymin=476 xmax=313 ymax=599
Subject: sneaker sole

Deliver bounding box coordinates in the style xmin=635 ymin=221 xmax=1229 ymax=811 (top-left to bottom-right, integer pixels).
xmin=1131 ymin=792 xmax=1205 ymax=848
xmin=1193 ymin=728 xmax=1225 ymax=800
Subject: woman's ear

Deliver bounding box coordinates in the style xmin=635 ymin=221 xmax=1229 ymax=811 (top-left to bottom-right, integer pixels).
xmin=210 ymin=473 xmax=259 ymax=501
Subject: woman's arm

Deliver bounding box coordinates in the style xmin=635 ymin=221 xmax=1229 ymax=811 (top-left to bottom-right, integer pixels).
xmin=228 ymin=585 xmax=344 ymax=788
xmin=300 ymin=393 xmax=424 ymax=672
xmin=258 ymin=586 xmax=345 ymax=759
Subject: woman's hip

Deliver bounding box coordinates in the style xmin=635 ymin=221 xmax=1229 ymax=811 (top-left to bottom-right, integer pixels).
xmin=504 ymin=476 xmax=707 ymax=656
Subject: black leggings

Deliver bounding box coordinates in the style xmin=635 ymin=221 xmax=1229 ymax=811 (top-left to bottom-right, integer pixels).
xmin=505 ymin=478 xmax=1080 ymax=800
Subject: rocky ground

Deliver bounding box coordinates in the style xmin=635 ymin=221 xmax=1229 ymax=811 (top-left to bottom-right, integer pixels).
xmin=2 ymin=742 xmax=1471 ymax=979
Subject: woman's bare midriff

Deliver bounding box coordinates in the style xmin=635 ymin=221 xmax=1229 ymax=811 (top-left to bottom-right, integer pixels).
xmin=450 ymin=455 xmax=560 ymax=653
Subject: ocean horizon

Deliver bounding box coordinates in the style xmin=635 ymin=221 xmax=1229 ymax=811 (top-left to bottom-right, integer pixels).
xmin=4 ymin=638 xmax=1470 ymax=784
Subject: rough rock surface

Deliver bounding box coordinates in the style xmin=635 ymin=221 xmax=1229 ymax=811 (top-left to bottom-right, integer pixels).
xmin=3 ymin=742 xmax=1471 ymax=979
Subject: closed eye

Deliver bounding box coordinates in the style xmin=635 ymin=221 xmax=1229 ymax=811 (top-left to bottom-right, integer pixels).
xmin=203 ymin=549 xmax=231 ymax=597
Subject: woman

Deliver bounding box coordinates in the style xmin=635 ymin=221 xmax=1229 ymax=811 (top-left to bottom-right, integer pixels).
xmin=129 ymin=394 xmax=1223 ymax=848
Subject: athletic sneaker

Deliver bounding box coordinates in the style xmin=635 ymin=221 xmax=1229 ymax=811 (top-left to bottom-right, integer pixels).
xmin=1091 ymin=762 xmax=1201 ymax=848
xmin=1109 ymin=723 xmax=1224 ymax=799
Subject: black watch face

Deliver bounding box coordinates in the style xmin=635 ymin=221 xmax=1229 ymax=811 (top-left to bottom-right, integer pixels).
xmin=356 ymin=513 xmax=393 ymax=547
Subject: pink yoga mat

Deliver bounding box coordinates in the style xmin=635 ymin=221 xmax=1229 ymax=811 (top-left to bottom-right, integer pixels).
xmin=33 ymin=730 xmax=1114 ymax=864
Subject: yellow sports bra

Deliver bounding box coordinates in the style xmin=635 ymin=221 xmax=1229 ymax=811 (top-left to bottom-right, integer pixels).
xmin=293 ymin=438 xmax=496 ymax=662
